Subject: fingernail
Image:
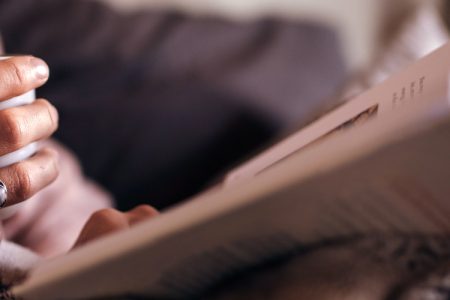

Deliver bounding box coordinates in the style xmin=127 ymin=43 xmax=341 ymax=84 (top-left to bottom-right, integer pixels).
xmin=48 ymin=103 xmax=59 ymax=125
xmin=30 ymin=57 xmax=49 ymax=81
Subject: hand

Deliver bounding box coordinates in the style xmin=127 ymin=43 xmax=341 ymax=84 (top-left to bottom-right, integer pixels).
xmin=0 ymin=56 xmax=58 ymax=207
xmin=73 ymin=205 xmax=159 ymax=248
xmin=3 ymin=140 xmax=113 ymax=257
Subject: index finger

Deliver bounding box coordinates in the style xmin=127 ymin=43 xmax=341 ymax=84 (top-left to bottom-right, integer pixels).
xmin=124 ymin=205 xmax=159 ymax=225
xmin=0 ymin=56 xmax=49 ymax=101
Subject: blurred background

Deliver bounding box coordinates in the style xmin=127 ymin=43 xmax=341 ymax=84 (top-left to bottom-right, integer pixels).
xmin=3 ymin=0 xmax=448 ymax=211
xmin=68 ymin=0 xmax=450 ymax=209
xmin=99 ymin=0 xmax=443 ymax=72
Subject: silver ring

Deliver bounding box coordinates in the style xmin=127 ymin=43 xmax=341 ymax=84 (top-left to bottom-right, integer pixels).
xmin=0 ymin=181 xmax=8 ymax=208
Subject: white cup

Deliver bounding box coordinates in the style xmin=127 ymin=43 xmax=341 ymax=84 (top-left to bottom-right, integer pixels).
xmin=0 ymin=56 xmax=38 ymax=219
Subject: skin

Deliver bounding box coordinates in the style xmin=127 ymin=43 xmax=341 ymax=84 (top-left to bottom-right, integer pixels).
xmin=0 ymin=56 xmax=58 ymax=208
xmin=0 ymin=55 xmax=152 ymax=257
xmin=73 ymin=205 xmax=159 ymax=248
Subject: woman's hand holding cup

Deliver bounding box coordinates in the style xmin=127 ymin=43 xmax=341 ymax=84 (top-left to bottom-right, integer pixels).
xmin=0 ymin=56 xmax=58 ymax=212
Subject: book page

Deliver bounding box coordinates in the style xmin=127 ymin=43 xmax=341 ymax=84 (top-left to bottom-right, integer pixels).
xmin=13 ymin=97 xmax=450 ymax=299
xmin=224 ymin=41 xmax=450 ymax=185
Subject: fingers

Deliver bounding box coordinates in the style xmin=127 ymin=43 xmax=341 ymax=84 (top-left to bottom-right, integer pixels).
xmin=0 ymin=148 xmax=59 ymax=206
xmin=86 ymin=208 xmax=129 ymax=236
xmin=74 ymin=208 xmax=129 ymax=248
xmin=0 ymin=99 xmax=58 ymax=155
xmin=125 ymin=205 xmax=159 ymax=225
xmin=73 ymin=205 xmax=159 ymax=248
xmin=0 ymin=56 xmax=49 ymax=101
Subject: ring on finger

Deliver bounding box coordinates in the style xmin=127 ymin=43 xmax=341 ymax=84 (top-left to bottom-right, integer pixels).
xmin=0 ymin=180 xmax=8 ymax=208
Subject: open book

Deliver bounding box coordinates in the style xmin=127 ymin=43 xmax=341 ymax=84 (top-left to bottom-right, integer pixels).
xmin=12 ymin=41 xmax=450 ymax=299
